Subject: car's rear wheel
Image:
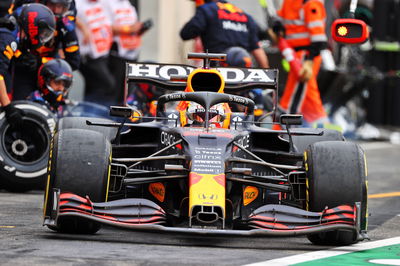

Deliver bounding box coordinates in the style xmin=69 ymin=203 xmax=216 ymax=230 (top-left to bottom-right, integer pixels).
xmin=44 ymin=128 xmax=111 ymax=234
xmin=57 ymin=117 xmax=117 ymax=142
xmin=305 ymin=141 xmax=368 ymax=245
xmin=0 ymin=101 xmax=56 ymax=192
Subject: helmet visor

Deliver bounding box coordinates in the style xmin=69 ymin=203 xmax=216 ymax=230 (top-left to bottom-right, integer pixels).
xmin=38 ymin=26 xmax=54 ymax=44
xmin=54 ymin=75 xmax=73 ymax=89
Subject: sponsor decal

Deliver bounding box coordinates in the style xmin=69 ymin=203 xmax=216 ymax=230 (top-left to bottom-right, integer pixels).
xmin=243 ymin=186 xmax=258 ymax=206
xmin=149 ymin=182 xmax=165 ymax=202
xmin=167 ymin=113 xmax=179 ymax=120
xmin=218 ymin=9 xmax=248 ymax=22
xmin=222 ymin=20 xmax=248 ymax=32
xmin=160 ymin=132 xmax=176 ymax=146
xmin=236 ymin=135 xmax=250 ymax=149
xmin=28 ymin=12 xmax=39 ymax=45
xmin=192 ymin=147 xmax=224 ymax=174
xmin=127 ymin=64 xmax=275 ymax=83
xmin=198 ymin=193 xmax=218 ymax=201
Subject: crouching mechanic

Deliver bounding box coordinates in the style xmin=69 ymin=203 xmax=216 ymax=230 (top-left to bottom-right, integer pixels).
xmin=270 ymin=0 xmax=329 ymax=126
xmin=28 ymin=58 xmax=73 ymax=114
xmin=0 ymin=3 xmax=56 ymax=128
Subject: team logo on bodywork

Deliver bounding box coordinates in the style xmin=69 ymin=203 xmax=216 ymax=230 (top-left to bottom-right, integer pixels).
xmin=127 ymin=63 xmax=275 ymax=83
xmin=243 ymin=186 xmax=258 ymax=206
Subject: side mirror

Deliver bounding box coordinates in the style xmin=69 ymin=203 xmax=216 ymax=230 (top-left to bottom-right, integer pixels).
xmin=110 ymin=106 xmax=133 ymax=118
xmin=280 ymin=114 xmax=302 ymax=126
xmin=331 ymin=18 xmax=369 ymax=44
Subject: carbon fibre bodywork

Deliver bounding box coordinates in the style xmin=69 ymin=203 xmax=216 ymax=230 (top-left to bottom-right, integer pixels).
xmin=43 ymin=55 xmax=367 ymax=243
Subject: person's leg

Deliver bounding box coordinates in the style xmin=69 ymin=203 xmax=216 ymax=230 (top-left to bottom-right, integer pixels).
xmin=300 ymin=55 xmax=327 ymax=124
xmin=81 ymin=57 xmax=116 ymax=106
xmin=279 ymin=52 xmax=327 ymax=124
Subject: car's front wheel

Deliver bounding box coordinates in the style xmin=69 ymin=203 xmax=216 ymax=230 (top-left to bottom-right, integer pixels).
xmin=44 ymin=128 xmax=111 ymax=234
xmin=305 ymin=141 xmax=368 ymax=245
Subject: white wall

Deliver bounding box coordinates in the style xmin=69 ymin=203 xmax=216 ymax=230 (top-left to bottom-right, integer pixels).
xmin=139 ymin=0 xmax=195 ymax=63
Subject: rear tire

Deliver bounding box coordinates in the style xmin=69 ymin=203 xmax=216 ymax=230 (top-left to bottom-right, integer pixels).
xmin=44 ymin=128 xmax=111 ymax=234
xmin=305 ymin=141 xmax=367 ymax=245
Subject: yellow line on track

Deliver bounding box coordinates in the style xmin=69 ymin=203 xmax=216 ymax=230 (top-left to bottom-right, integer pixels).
xmin=368 ymin=192 xmax=400 ymax=199
xmin=0 ymin=226 xmax=15 ymax=228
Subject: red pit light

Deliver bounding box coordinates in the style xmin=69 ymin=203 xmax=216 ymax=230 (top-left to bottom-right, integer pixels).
xmin=331 ymin=18 xmax=369 ymax=44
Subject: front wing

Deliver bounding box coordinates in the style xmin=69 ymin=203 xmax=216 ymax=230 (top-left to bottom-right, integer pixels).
xmin=44 ymin=190 xmax=364 ymax=238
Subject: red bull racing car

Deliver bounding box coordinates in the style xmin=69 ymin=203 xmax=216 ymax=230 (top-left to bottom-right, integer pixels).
xmin=43 ymin=53 xmax=368 ymax=245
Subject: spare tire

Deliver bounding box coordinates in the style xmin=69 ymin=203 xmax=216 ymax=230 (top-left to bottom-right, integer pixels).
xmin=0 ymin=101 xmax=56 ymax=192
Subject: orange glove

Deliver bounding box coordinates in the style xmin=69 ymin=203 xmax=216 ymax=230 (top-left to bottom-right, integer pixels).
xmin=299 ymin=60 xmax=313 ymax=82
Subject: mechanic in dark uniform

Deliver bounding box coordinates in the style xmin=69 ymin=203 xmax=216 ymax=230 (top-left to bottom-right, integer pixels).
xmin=0 ymin=3 xmax=56 ymax=128
xmin=9 ymin=0 xmax=79 ymax=100
xmin=180 ymin=0 xmax=269 ymax=68
xmin=0 ymin=1 xmax=12 ymax=16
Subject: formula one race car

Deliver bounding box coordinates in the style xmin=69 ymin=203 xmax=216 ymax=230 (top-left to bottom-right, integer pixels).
xmin=43 ymin=53 xmax=368 ymax=245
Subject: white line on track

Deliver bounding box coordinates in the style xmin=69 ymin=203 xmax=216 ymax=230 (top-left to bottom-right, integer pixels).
xmin=243 ymin=236 xmax=400 ymax=266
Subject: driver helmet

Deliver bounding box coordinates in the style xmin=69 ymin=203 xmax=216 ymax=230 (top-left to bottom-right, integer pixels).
xmin=37 ymin=58 xmax=73 ymax=108
xmin=186 ymin=102 xmax=225 ymax=127
xmin=18 ymin=3 xmax=56 ymax=50
xmin=43 ymin=0 xmax=72 ymax=16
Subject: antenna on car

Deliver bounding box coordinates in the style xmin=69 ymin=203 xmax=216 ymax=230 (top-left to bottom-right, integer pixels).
xmin=187 ymin=52 xmax=226 ymax=69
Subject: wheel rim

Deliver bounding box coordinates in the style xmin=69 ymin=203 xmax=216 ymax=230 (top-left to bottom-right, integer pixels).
xmin=2 ymin=118 xmax=49 ymax=164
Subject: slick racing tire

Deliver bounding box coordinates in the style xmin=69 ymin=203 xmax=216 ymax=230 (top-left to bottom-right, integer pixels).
xmin=45 ymin=129 xmax=111 ymax=234
xmin=57 ymin=117 xmax=117 ymax=142
xmin=291 ymin=128 xmax=344 ymax=153
xmin=305 ymin=141 xmax=368 ymax=246
xmin=0 ymin=101 xmax=56 ymax=192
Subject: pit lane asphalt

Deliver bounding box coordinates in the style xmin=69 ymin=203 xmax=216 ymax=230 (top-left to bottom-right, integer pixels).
xmin=0 ymin=141 xmax=399 ymax=266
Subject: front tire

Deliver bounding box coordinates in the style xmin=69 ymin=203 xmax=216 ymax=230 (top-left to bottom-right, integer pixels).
xmin=305 ymin=141 xmax=368 ymax=245
xmin=44 ymin=128 xmax=111 ymax=234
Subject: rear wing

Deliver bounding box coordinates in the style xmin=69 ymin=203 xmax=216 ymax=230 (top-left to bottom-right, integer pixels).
xmin=125 ymin=62 xmax=279 ymax=93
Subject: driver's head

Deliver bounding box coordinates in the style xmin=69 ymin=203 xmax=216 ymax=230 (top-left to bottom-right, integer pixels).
xmin=18 ymin=3 xmax=56 ymax=51
xmin=186 ymin=102 xmax=225 ymax=127
xmin=38 ymin=59 xmax=73 ymax=108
